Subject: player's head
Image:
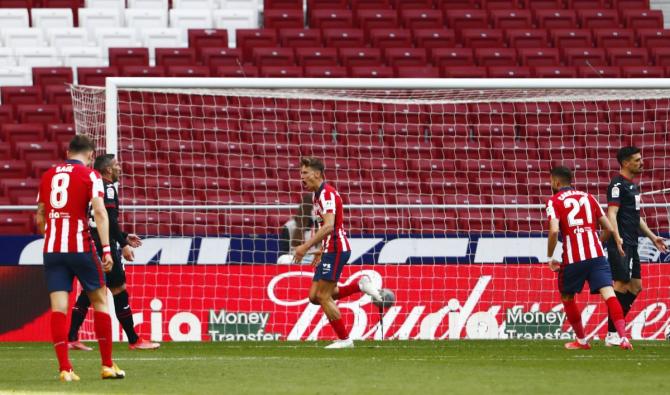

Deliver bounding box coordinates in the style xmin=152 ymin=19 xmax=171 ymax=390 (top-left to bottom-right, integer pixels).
xmin=300 ymin=157 xmax=325 ymax=191
xmin=617 ymin=146 xmax=642 ymax=175
xmin=550 ymin=166 xmax=573 ymax=193
xmin=67 ymin=135 xmax=96 ymax=165
xmin=94 ymin=154 xmax=120 ymax=182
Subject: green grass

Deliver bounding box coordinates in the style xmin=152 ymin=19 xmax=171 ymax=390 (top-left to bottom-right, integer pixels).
xmin=0 ymin=341 xmax=668 ymax=395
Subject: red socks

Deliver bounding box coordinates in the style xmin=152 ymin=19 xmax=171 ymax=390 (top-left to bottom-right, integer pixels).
xmin=94 ymin=311 xmax=114 ymax=367
xmin=562 ymin=299 xmax=586 ymax=340
xmin=51 ymin=311 xmax=72 ymax=372
xmin=334 ymin=282 xmax=360 ymax=300
xmin=329 ymin=318 xmax=349 ymax=340
xmin=606 ymin=296 xmax=628 ymax=338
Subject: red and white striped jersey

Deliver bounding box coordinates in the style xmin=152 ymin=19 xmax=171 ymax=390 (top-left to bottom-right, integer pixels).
xmin=313 ymin=182 xmax=351 ymax=254
xmin=38 ymin=160 xmax=104 ymax=253
xmin=546 ymin=188 xmax=606 ymax=264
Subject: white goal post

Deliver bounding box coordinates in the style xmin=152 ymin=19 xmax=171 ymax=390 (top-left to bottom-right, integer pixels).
xmin=68 ymin=78 xmax=670 ymax=342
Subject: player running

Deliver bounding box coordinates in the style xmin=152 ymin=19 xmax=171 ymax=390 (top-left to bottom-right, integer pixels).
xmin=293 ymin=157 xmax=382 ymax=349
xmin=545 ymin=166 xmax=632 ymax=350
xmin=604 ymin=146 xmax=668 ymax=346
xmin=68 ymin=154 xmax=159 ymax=351
xmin=36 ymin=135 xmax=125 ymax=381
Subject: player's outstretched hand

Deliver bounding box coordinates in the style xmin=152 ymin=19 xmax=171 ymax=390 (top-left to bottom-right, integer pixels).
xmin=615 ymin=236 xmax=626 ymax=257
xmin=126 ymin=234 xmax=142 ymax=248
xmin=102 ymin=254 xmax=114 ymax=273
xmin=293 ymin=244 xmax=308 ymax=264
xmin=548 ymin=259 xmax=561 ymax=272
xmin=652 ymin=236 xmax=668 ymax=253
xmin=312 ymin=250 xmax=323 ymax=267
xmin=122 ymin=245 xmax=135 ymax=262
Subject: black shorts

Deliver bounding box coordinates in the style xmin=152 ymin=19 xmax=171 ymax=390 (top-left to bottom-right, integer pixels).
xmin=91 ymin=230 xmax=126 ymax=288
xmin=607 ymin=243 xmax=641 ymax=282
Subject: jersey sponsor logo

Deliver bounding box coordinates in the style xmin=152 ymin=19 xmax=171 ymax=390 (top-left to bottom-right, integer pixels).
xmin=611 ymin=186 xmax=620 ymax=198
xmin=106 ymin=186 xmax=115 ymax=200
xmin=322 ymin=199 xmax=335 ymax=211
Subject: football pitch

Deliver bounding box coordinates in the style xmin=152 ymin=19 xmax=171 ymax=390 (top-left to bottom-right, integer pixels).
xmin=0 ymin=341 xmax=668 ymax=395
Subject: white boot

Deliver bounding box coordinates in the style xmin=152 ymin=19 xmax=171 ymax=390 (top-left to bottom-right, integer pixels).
xmin=358 ymin=276 xmax=383 ymax=303
xmin=605 ymin=332 xmax=622 ymax=347
xmin=325 ymin=338 xmax=354 ymax=349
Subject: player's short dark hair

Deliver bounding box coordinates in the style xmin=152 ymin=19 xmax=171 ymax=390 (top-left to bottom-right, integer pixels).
xmin=68 ymin=135 xmax=96 ymax=154
xmin=300 ymin=157 xmax=325 ymax=176
xmin=550 ymin=166 xmax=573 ymax=184
xmin=94 ymin=154 xmax=115 ymax=173
xmin=616 ymin=146 xmax=641 ymax=165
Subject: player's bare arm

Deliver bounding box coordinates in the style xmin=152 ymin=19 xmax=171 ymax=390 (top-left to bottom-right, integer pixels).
xmin=607 ymin=205 xmax=626 ymax=256
xmin=91 ymin=196 xmax=113 ymax=272
xmin=35 ymin=202 xmax=46 ymax=235
xmin=639 ymin=218 xmax=668 ymax=253
xmin=546 ymin=217 xmax=560 ymax=272
xmin=294 ymin=212 xmax=334 ymax=265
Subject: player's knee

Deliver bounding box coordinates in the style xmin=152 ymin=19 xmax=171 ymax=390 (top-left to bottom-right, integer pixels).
xmin=315 ymin=290 xmax=331 ymax=304
xmin=308 ymin=295 xmax=320 ymax=305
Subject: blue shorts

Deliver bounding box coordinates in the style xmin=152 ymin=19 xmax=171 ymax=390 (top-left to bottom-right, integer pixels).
xmin=43 ymin=252 xmax=106 ymax=293
xmin=558 ymin=256 xmax=613 ymax=295
xmin=313 ymin=251 xmax=351 ymax=282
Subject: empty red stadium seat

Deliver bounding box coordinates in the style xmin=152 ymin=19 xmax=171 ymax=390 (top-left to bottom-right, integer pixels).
xmin=384 ymin=47 xmax=427 ymax=67
xmin=441 ymin=66 xmax=488 ymax=77
xmin=533 ymin=66 xmax=578 ymax=77
xmin=322 ymin=28 xmax=366 ymax=47
xmin=400 ymin=9 xmax=444 ymax=29
xmin=265 ymin=0 xmax=302 ymax=9
xmin=46 ymin=123 xmax=75 ymax=143
xmin=130 ymin=212 xmax=172 ymax=236
xmin=567 ymin=0 xmax=604 ymax=8
xmin=236 ymin=29 xmax=279 ymax=61
xmin=260 ymin=66 xmax=303 ymax=77
xmin=462 ymin=29 xmax=505 ymax=47
xmin=593 ymin=28 xmax=635 ymax=48
xmin=351 ymin=0 xmax=392 ymax=9
xmin=525 ymin=0 xmax=562 ymax=8
xmin=264 ymin=9 xmax=304 ymax=29
xmin=518 ymin=48 xmax=561 ymax=66
xmin=279 ymin=28 xmax=322 ymax=47
xmin=188 ymin=29 xmax=228 ymax=54
xmin=437 ymin=0 xmax=479 ymax=10
xmin=488 ymin=66 xmax=531 ymax=77
xmin=607 ymin=47 xmax=649 ymax=66
xmin=622 ymin=10 xmax=663 ymax=29
xmin=1 ymin=86 xmax=43 ymax=107
xmin=612 ymin=0 xmax=649 ymax=8
xmin=167 ymin=66 xmax=210 ymax=77
xmin=551 ymin=29 xmax=593 ymax=48
xmin=369 ymin=28 xmax=413 ymax=48
xmin=431 ymin=48 xmax=474 ymax=67
xmin=445 ymin=9 xmax=489 ymax=30
xmin=0 ymin=106 xmax=16 ymax=125
xmin=474 ymin=47 xmax=517 ymax=66
xmin=77 ymin=67 xmax=119 ymax=86
xmin=2 ymin=123 xmax=45 ymax=143
xmin=637 ymin=28 xmax=670 ymax=48
xmin=304 ymin=65 xmax=347 ymax=77
xmin=534 ymin=9 xmax=578 ymax=29
xmin=0 ymin=160 xmax=29 ymax=179
xmin=339 ymin=47 xmax=383 ymax=67
xmin=357 ymin=9 xmax=399 ymax=32
xmin=155 ymin=48 xmax=197 ymax=66
xmin=562 ymin=47 xmax=607 ymax=66
xmin=391 ymin=0 xmax=433 ymax=9
xmin=395 ymin=65 xmax=440 ymax=77
xmin=121 ymin=66 xmax=166 ymax=77
xmin=412 ymin=28 xmax=457 ymax=48
xmin=490 ymin=9 xmax=532 ymax=28
xmin=651 ymin=47 xmax=670 ymax=67
xmin=200 ymin=48 xmax=242 ymax=71
xmin=0 ymin=213 xmax=32 ymax=235
xmin=15 ymin=142 xmax=59 ymax=161
xmin=310 ymin=9 xmax=354 ymax=28
xmin=578 ymin=9 xmax=620 ymax=29
xmin=108 ymin=48 xmax=149 ymax=67
xmin=506 ymin=29 xmax=549 ymax=47
xmin=16 ymin=105 xmax=61 ymax=124
xmin=252 ymin=47 xmax=296 ymax=66
xmin=295 ymin=47 xmax=339 ymax=66
xmin=621 ymin=66 xmax=665 ymax=77
xmin=577 ymin=65 xmax=622 ymax=77
xmin=32 ymin=67 xmax=73 ymax=90
xmin=44 ymin=85 xmax=72 ymax=105
xmin=172 ymin=212 xmax=225 ymax=236
xmin=214 ymin=65 xmax=259 ymax=77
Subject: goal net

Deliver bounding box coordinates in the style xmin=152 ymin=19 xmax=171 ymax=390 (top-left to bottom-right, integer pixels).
xmin=70 ymin=78 xmax=670 ymax=342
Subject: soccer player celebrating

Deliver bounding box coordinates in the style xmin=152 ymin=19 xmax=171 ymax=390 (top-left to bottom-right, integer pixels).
xmin=36 ymin=135 xmax=125 ymax=381
xmin=293 ymin=157 xmax=382 ymax=349
xmin=604 ymin=147 xmax=668 ymax=346
xmin=68 ymin=154 xmax=160 ymax=351
xmin=545 ymin=166 xmax=632 ymax=350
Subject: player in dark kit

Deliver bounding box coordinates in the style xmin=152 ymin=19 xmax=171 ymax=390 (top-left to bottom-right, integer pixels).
xmin=68 ymin=154 xmax=160 ymax=351
xmin=604 ymin=146 xmax=668 ymax=346
xmin=293 ymin=157 xmax=382 ymax=349
xmin=36 ymin=135 xmax=125 ymax=381
xmin=545 ymin=167 xmax=632 ymax=350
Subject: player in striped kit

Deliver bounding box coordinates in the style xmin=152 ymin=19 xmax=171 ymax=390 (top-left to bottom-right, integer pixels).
xmin=545 ymin=166 xmax=632 ymax=350
xmin=293 ymin=157 xmax=382 ymax=349
xmin=36 ymin=135 xmax=125 ymax=381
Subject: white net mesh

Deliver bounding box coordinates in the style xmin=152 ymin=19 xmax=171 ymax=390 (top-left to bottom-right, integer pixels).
xmin=70 ymin=82 xmax=670 ymax=342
